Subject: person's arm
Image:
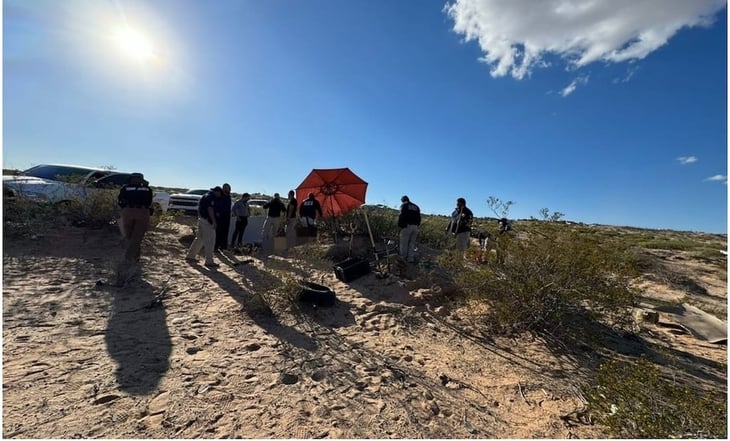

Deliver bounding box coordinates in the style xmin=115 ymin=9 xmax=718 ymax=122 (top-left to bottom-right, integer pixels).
xmin=398 ymin=205 xmax=407 ymax=228
xmin=117 ymin=187 xmax=126 ymax=207
xmin=208 ymin=205 xmax=216 ymax=227
xmin=316 ymin=202 xmax=323 ymax=217
xmin=143 ymin=188 xmax=153 ymax=207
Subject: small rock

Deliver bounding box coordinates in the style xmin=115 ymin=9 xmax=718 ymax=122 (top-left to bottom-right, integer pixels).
xmin=186 ymin=347 xmax=199 ymax=355
xmin=171 ymin=317 xmax=188 ymax=325
xmin=280 ymin=373 xmax=299 ymax=385
xmin=427 ymin=401 xmax=440 ymax=415
xmin=244 ymin=343 xmax=261 ymax=351
xmin=92 ymin=394 xmax=120 ymax=405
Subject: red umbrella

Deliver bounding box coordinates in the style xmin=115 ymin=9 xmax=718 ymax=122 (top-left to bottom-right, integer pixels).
xmin=296 ymin=168 xmax=368 ymax=218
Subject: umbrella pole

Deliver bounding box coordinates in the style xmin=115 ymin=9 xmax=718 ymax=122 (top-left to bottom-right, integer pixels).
xmin=362 ymin=209 xmax=385 ymax=276
xmin=329 ymin=197 xmax=338 ymax=243
xmin=363 ymin=209 xmax=376 ymax=249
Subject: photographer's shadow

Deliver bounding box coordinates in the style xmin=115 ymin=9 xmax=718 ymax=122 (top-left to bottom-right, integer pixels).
xmin=104 ymin=278 xmax=171 ymax=395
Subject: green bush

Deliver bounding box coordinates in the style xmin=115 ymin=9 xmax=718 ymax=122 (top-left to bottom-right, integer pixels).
xmin=439 ymin=222 xmax=641 ymax=339
xmin=588 ymin=357 xmax=727 ymax=438
xmin=4 ymin=189 xmax=123 ymax=237
xmin=355 ymin=206 xmax=452 ymax=250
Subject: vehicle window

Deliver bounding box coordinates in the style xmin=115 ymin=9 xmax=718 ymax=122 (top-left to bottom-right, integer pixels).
xmin=94 ymin=173 xmax=132 ymax=189
xmin=23 ymin=165 xmax=98 ymax=183
xmin=187 ymin=189 xmax=208 ymax=195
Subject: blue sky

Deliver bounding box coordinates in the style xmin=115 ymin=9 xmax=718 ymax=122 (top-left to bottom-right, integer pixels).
xmin=3 ymin=0 xmax=728 ymax=233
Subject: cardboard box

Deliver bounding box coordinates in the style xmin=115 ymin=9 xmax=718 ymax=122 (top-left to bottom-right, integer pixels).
xmin=274 ymin=236 xmax=287 ymax=251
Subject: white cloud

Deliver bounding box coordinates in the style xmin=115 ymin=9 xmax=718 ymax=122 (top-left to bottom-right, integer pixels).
xmin=612 ymin=65 xmax=640 ymax=84
xmin=561 ymin=75 xmax=589 ymax=96
xmin=677 ymin=156 xmax=698 ymax=165
xmin=705 ymin=174 xmax=727 ymax=183
xmin=445 ymin=0 xmax=726 ymax=80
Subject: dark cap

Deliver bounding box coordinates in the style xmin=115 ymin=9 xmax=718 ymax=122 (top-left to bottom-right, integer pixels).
xmin=401 ymin=195 xmax=409 ymax=203
xmin=308 ymin=192 xmax=315 ymax=199
xmin=241 ymin=192 xmax=250 ymax=198
xmin=457 ymin=197 xmax=466 ymax=205
xmin=211 ymin=186 xmax=223 ymax=192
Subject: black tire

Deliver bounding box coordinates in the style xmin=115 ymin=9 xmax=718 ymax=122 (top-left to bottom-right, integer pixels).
xmin=297 ymin=281 xmax=336 ymax=307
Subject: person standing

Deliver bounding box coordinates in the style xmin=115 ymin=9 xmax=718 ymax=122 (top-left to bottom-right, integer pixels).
xmin=215 ymin=183 xmax=232 ymax=251
xmin=285 ymin=190 xmax=298 ymax=249
xmin=186 ymin=186 xmax=223 ymax=268
xmin=231 ymin=192 xmax=250 ymax=249
xmin=117 ymin=172 xmax=154 ymax=262
xmin=262 ymin=193 xmax=286 ymax=241
xmin=398 ymin=195 xmax=421 ymax=263
xmin=498 ymin=217 xmax=511 ymax=234
xmin=299 ymin=192 xmax=323 ymax=237
xmin=447 ymin=197 xmax=474 ymax=251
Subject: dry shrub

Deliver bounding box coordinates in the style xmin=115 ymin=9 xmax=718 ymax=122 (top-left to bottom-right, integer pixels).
xmin=588 ymin=357 xmax=727 ymax=438
xmin=439 ymin=222 xmax=641 ymax=341
xmin=4 ymin=190 xmax=123 ymax=237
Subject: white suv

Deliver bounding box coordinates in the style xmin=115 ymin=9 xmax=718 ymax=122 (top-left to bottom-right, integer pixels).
xmin=3 ymin=164 xmax=169 ymax=212
xmin=166 ymin=189 xmax=209 ymax=215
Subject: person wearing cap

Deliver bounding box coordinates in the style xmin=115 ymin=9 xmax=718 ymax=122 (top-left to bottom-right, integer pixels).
xmin=262 ymin=193 xmax=287 ymax=242
xmin=299 ymin=192 xmax=323 ymax=237
xmin=231 ymin=192 xmax=250 ymax=250
xmin=186 ymin=186 xmax=223 ymax=268
xmin=447 ymin=197 xmax=474 ymax=251
xmin=117 ymin=172 xmax=154 ymax=263
xmin=214 ymin=183 xmax=233 ymax=251
xmin=397 ymin=195 xmax=421 ymax=263
xmin=285 ymin=190 xmax=298 ymax=249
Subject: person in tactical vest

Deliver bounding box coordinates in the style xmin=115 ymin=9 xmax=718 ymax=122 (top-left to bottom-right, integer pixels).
xmin=186 ymin=186 xmax=223 ymax=268
xmin=117 ymin=172 xmax=154 ymax=262
xmin=299 ymin=192 xmax=323 ymax=237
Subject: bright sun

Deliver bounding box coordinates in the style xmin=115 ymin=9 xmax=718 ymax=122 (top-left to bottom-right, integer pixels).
xmin=112 ymin=26 xmax=157 ymax=65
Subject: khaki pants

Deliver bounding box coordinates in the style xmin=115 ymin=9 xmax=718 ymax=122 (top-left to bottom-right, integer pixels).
xmin=187 ymin=218 xmax=216 ymax=265
xmin=121 ymin=207 xmax=151 ymax=261
xmin=263 ymin=216 xmax=282 ymax=241
xmin=455 ymin=231 xmax=470 ymax=251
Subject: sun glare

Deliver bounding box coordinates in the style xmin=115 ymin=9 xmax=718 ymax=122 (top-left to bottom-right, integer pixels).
xmin=112 ymin=26 xmax=157 ymax=65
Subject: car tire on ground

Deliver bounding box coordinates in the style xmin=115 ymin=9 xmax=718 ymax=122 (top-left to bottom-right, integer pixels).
xmin=297 ymin=281 xmax=337 ymax=307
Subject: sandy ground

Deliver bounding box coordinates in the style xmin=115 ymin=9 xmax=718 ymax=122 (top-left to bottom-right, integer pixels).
xmin=2 ymin=221 xmax=727 ymax=438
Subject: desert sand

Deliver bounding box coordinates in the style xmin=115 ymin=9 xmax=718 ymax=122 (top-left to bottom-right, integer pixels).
xmin=2 ymin=220 xmax=727 ymax=438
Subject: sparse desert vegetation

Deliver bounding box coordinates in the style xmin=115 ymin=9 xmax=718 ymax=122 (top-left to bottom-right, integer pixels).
xmin=3 ymin=199 xmax=727 ymax=438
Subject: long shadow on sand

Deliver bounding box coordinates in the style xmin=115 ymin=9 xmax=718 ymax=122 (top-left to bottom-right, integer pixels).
xmin=104 ymin=277 xmax=171 ymax=395
xmin=191 ymin=263 xmax=318 ymax=351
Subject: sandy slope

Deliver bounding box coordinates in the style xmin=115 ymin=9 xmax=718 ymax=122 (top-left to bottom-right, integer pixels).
xmin=2 ymin=221 xmax=726 ymax=438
